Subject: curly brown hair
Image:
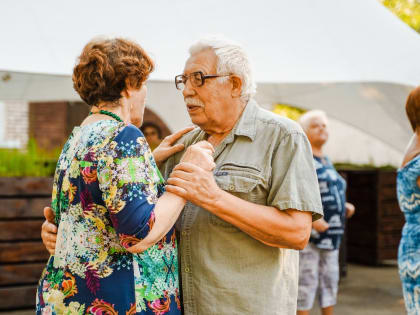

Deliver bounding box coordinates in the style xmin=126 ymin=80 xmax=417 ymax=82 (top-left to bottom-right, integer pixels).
xmin=72 ymin=37 xmax=154 ymax=106
xmin=406 ymin=86 xmax=420 ymax=131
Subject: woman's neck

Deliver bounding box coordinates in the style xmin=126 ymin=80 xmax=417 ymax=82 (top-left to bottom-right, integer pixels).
xmin=93 ymin=103 xmax=130 ymax=124
xmin=402 ymin=130 xmax=420 ymax=167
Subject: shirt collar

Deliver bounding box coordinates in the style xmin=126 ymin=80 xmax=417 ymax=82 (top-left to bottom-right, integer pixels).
xmin=197 ymin=99 xmax=259 ymax=145
xmin=233 ymin=99 xmax=258 ymax=141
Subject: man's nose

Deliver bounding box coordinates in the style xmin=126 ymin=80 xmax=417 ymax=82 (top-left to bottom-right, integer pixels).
xmin=182 ymin=79 xmax=195 ymax=98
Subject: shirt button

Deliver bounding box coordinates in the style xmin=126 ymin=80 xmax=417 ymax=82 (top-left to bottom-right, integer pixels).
xmin=181 ymin=231 xmax=187 ymax=236
xmin=185 ymin=267 xmax=190 ymax=273
xmin=229 ymin=184 xmax=234 ymax=190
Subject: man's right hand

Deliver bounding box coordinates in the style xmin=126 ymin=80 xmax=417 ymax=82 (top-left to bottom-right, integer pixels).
xmin=41 ymin=207 xmax=57 ymax=255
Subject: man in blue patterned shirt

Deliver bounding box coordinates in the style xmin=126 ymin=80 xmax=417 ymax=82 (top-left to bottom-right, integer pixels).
xmin=297 ymin=110 xmax=355 ymax=315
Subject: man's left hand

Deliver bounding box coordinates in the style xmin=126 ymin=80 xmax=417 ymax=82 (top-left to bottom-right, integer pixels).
xmin=345 ymin=202 xmax=355 ymax=218
xmin=166 ymin=162 xmax=221 ymax=208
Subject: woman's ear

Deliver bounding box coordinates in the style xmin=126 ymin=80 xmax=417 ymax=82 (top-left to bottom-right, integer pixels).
xmin=122 ymin=78 xmax=134 ymax=98
xmin=231 ymin=75 xmax=243 ymax=98
xmin=121 ymin=88 xmax=130 ymax=99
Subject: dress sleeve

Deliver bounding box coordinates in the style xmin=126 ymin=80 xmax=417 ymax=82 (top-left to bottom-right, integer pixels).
xmin=267 ymin=131 xmax=324 ymax=221
xmin=97 ymin=124 xmax=164 ymax=248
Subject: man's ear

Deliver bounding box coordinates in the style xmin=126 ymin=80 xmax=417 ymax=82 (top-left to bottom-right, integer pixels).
xmin=231 ymin=75 xmax=243 ymax=98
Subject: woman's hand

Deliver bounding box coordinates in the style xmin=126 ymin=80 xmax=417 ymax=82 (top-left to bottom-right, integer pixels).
xmin=180 ymin=141 xmax=215 ymax=171
xmin=152 ymin=127 xmax=195 ymax=167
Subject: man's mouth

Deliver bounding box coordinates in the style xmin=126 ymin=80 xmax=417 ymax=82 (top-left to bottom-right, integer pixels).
xmin=186 ymin=104 xmax=203 ymax=112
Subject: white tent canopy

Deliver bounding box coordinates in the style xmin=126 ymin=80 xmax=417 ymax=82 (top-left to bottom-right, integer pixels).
xmin=0 ymin=0 xmax=418 ymax=165
xmin=1 ymin=0 xmax=420 ymax=85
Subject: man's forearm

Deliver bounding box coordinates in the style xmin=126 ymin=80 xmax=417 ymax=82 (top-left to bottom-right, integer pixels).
xmin=204 ymin=190 xmax=312 ymax=250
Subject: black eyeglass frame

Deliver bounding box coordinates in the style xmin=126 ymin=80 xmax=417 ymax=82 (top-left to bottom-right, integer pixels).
xmin=174 ymin=71 xmax=231 ymax=90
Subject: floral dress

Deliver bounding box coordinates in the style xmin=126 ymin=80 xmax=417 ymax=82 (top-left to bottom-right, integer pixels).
xmin=36 ymin=120 xmax=181 ymax=315
xmin=397 ymin=155 xmax=420 ymax=314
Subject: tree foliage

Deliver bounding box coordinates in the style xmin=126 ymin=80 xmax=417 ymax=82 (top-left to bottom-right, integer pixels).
xmin=272 ymin=104 xmax=306 ymax=121
xmin=380 ymin=0 xmax=420 ymax=32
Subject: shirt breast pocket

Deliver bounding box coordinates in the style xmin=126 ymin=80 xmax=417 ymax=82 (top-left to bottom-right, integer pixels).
xmin=210 ymin=163 xmax=266 ymax=230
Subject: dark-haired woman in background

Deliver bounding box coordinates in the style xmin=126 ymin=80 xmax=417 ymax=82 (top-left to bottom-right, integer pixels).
xmin=141 ymin=122 xmax=163 ymax=150
xmin=398 ymin=86 xmax=420 ymax=314
xmin=36 ymin=37 xmax=214 ymax=314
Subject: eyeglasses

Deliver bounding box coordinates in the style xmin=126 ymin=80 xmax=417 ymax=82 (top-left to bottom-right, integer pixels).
xmin=175 ymin=71 xmax=230 ymax=90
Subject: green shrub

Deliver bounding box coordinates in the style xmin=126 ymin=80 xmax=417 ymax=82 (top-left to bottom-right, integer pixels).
xmin=334 ymin=162 xmax=396 ymax=171
xmin=0 ymin=139 xmax=59 ymax=177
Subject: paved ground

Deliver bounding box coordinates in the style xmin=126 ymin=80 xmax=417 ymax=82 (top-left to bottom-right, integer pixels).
xmin=5 ymin=263 xmax=406 ymax=315
xmin=310 ymin=262 xmax=406 ymax=315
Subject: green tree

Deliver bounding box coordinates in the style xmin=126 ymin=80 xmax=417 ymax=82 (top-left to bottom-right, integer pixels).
xmin=380 ymin=0 xmax=420 ymax=32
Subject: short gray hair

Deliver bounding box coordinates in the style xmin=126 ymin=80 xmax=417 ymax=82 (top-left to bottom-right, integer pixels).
xmin=189 ymin=35 xmax=256 ymax=101
xmin=298 ymin=110 xmax=328 ymax=131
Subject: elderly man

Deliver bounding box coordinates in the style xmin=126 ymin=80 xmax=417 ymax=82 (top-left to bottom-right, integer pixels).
xmin=42 ymin=36 xmax=323 ymax=314
xmin=297 ymin=110 xmax=355 ymax=315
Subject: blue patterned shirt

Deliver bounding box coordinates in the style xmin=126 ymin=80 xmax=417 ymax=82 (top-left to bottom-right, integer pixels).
xmin=310 ymin=156 xmax=346 ymax=250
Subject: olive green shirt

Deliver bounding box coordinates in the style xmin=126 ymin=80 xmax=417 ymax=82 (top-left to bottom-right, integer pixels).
xmin=161 ymin=99 xmax=323 ymax=315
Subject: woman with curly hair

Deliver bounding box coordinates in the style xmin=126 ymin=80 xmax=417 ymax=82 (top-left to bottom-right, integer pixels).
xmin=36 ymin=37 xmax=214 ymax=315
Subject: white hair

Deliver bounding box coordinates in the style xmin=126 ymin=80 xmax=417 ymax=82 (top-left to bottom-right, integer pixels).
xmin=188 ymin=35 xmax=256 ymax=102
xmin=298 ymin=110 xmax=328 ymax=131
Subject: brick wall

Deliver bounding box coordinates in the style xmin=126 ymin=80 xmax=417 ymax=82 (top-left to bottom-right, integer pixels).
xmin=29 ymin=101 xmax=68 ymax=150
xmin=28 ymin=102 xmax=171 ymax=151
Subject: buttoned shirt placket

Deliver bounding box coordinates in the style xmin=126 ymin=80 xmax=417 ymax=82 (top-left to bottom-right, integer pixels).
xmin=179 ymin=131 xmax=235 ymax=314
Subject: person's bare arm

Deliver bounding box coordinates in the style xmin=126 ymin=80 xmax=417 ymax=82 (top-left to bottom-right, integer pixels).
xmin=127 ymin=141 xmax=215 ymax=253
xmin=166 ymin=162 xmax=312 ymax=250
xmin=41 ymin=141 xmax=215 ymax=255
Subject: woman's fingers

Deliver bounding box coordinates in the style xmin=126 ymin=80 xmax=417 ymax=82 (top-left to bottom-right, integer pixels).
xmin=166 ymin=143 xmax=185 ymax=155
xmin=165 ymin=126 xmax=195 ymax=145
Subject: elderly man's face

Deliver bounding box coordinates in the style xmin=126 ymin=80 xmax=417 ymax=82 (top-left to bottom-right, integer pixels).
xmin=182 ymin=49 xmax=234 ymax=131
xmin=306 ymin=116 xmax=329 ymax=147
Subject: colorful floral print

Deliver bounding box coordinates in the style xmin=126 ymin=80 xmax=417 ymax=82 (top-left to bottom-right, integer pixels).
xmin=36 ymin=120 xmax=180 ymax=314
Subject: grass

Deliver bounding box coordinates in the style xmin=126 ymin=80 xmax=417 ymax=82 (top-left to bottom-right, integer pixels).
xmin=334 ymin=162 xmax=396 ymax=171
xmin=0 ymin=139 xmax=59 ymax=177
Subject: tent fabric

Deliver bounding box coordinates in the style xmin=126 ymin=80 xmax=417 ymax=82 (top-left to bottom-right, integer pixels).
xmin=0 ymin=0 xmax=420 ymax=85
xmin=256 ymin=82 xmax=413 ymax=152
xmin=0 ymin=0 xmax=418 ymax=165
xmin=0 ymin=70 xmax=411 ymax=155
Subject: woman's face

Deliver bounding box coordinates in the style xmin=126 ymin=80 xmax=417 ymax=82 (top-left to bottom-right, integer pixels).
xmin=306 ymin=116 xmax=329 ymax=147
xmin=128 ymin=84 xmax=147 ymax=127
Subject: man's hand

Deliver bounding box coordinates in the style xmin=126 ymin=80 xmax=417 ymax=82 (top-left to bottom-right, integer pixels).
xmin=345 ymin=202 xmax=355 ymax=218
xmin=166 ymin=162 xmax=220 ymax=208
xmin=153 ymin=126 xmax=195 ymax=166
xmin=312 ymin=218 xmax=329 ymax=233
xmin=41 ymin=207 xmax=57 ymax=255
